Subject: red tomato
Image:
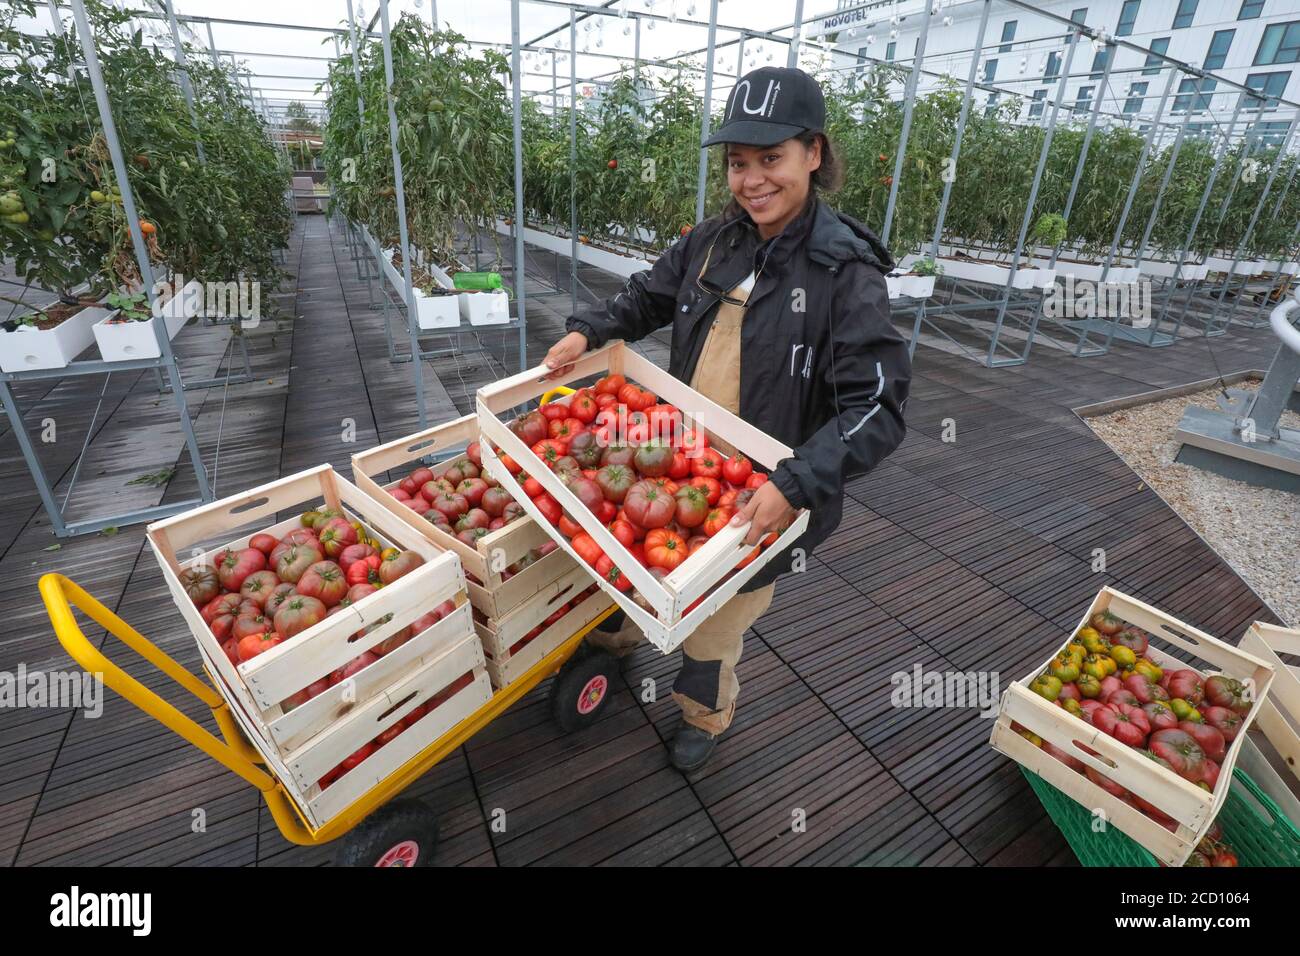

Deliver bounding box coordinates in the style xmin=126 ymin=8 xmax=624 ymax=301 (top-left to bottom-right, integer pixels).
xmin=569 ymin=390 xmax=598 ymax=424
xmin=746 ymin=472 xmax=768 ymax=489
xmin=549 ymin=416 xmax=585 ymax=444
xmin=498 ymin=453 xmax=520 ymax=476
xmin=689 ymin=476 xmax=722 ymax=506
xmin=558 ymin=514 xmax=584 ymax=538
xmin=703 ymin=506 xmax=736 ymax=537
xmin=722 ymin=453 xmax=753 ymax=485
xmin=345 ymin=554 xmax=382 ymax=586
xmin=237 ymin=629 xmax=283 ymax=662
xmin=523 ymin=476 xmax=545 ymax=499
xmin=570 ymin=533 xmax=604 ymax=567
xmin=645 ymin=528 xmax=687 ymax=571
xmin=718 ymin=489 xmax=739 ymax=509
xmin=623 ymin=480 xmax=677 ymax=529
xmin=609 ymin=520 xmax=637 ymax=549
xmin=596 ymin=555 xmax=631 ymax=591
xmin=598 ymin=500 xmax=617 ymax=523
xmin=618 ymin=383 xmax=657 ymax=412
xmin=691 ymin=450 xmax=724 ymax=480
xmin=681 ymin=428 xmax=709 ymax=454
xmin=531 ymin=439 xmax=568 ymax=469
xmin=595 ymin=392 xmax=617 ymax=409
xmin=533 ymin=493 xmax=562 ymax=526
xmin=541 ymin=402 xmax=570 ymax=422
xmin=248 ymin=533 xmax=279 ymax=556
xmin=341 ymin=742 xmax=376 ymax=773
xmin=594 ymin=373 xmax=625 ymax=396
xmin=687 ymin=535 xmax=710 ymax=555
xmin=668 ymin=451 xmax=691 ymax=480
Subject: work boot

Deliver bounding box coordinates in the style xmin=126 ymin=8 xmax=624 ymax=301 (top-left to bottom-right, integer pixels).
xmin=669 ymin=723 xmax=718 ymax=773
xmin=595 ymin=609 xmax=626 ymax=633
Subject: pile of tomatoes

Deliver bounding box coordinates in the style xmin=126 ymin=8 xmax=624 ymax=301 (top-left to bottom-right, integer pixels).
xmin=383 ymin=441 xmax=527 ymax=545
xmin=1016 ymin=609 xmax=1255 ymax=851
xmin=495 ymin=374 xmax=774 ymax=601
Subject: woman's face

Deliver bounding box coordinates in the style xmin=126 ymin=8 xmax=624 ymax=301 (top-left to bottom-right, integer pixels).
xmin=726 ymin=138 xmax=822 ymax=240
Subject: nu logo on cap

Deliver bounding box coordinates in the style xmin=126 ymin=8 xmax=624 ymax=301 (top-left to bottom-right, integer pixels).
xmin=729 ymin=78 xmax=781 ymax=120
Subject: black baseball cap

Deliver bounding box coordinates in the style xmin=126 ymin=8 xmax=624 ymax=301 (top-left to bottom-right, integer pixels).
xmin=702 ymin=66 xmax=826 ymax=148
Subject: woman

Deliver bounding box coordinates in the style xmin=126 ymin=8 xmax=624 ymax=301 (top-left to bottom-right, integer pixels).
xmin=545 ymin=66 xmax=912 ymax=773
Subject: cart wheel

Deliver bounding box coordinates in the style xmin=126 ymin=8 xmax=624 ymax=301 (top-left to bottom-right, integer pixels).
xmin=335 ymin=799 xmax=438 ymax=868
xmin=550 ymin=649 xmax=618 ymax=733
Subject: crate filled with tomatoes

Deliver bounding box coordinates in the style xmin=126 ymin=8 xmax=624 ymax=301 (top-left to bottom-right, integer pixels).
xmin=476 ymin=341 xmax=809 ymax=653
xmin=147 ymin=464 xmax=492 ymax=828
xmin=990 ymin=586 xmax=1276 ymax=866
xmin=352 ymin=413 xmax=614 ymax=687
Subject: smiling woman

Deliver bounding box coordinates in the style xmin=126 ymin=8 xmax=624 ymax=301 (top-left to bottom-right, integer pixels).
xmin=545 ymin=65 xmax=912 ymax=775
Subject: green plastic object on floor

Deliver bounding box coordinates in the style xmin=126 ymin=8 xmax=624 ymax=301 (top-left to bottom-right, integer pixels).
xmin=1021 ymin=765 xmax=1300 ymax=866
xmin=452 ymin=271 xmax=503 ymax=290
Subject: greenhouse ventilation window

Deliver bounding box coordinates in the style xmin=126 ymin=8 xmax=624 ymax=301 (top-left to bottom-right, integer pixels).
xmin=1239 ymin=0 xmax=1264 ymax=19
xmin=1205 ymin=30 xmax=1235 ymax=71
xmin=1117 ymin=0 xmax=1140 ymax=37
xmin=1173 ymin=0 xmax=1198 ymax=30
xmin=1144 ymin=37 xmax=1169 ymax=74
xmin=1255 ymin=21 xmax=1300 ymax=65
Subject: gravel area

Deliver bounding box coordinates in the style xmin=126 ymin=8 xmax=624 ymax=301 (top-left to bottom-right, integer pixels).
xmin=1085 ymin=380 xmax=1299 ymax=627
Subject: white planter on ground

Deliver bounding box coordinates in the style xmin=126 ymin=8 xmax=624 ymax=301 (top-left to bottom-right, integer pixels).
xmin=413 ymin=288 xmax=461 ymax=329
xmin=92 ymin=276 xmax=205 ymax=362
xmin=0 ymin=301 xmax=108 ymax=373
xmin=459 ymin=289 xmax=510 ymax=326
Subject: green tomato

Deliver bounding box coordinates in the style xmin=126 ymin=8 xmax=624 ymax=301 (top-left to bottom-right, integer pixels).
xmin=1076 ymin=673 xmax=1102 ymax=698
xmin=90 ymin=190 xmax=106 ymax=203
xmin=1169 ymin=698 xmax=1202 ymax=723
xmin=4 ymin=210 xmax=29 ymax=224
xmin=35 ymin=228 xmax=54 ymax=241
xmin=1049 ymin=656 xmax=1080 ymax=683
xmin=1030 ymin=673 xmax=1063 ymax=702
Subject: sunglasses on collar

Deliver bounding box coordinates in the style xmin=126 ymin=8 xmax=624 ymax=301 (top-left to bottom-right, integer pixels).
xmin=694 ymin=224 xmax=773 ymax=308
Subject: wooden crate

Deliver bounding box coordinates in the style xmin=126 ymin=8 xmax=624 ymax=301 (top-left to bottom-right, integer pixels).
xmin=351 ymin=414 xmax=587 ymax=622
xmin=476 ymin=341 xmax=809 ymax=654
xmin=476 ymin=568 xmax=613 ymax=687
xmin=1238 ymin=621 xmax=1300 ymax=786
xmin=989 ymin=586 xmax=1276 ymax=867
xmin=146 ymin=465 xmax=492 ymax=829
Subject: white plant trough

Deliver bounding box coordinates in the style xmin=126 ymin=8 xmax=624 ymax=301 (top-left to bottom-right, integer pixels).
xmin=1137 ymin=259 xmax=1210 ymax=281
xmin=495 ymin=218 xmax=655 ymax=280
xmin=0 ymin=301 xmax=110 ymax=373
xmin=93 ymin=278 xmax=202 ymax=362
xmin=899 ymin=274 xmax=936 ymax=298
xmin=939 ymin=255 xmax=1042 ymax=290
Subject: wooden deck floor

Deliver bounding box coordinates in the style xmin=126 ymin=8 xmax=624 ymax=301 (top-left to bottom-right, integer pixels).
xmin=0 ymin=214 xmax=1287 ymax=866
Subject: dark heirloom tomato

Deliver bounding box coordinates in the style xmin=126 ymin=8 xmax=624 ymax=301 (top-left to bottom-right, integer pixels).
xmin=1178 ymin=720 xmax=1226 ymax=762
xmin=510 ymin=410 xmax=549 ymax=447
xmin=481 ymin=486 xmax=513 ymax=518
xmin=215 ymin=546 xmax=268 ymax=592
xmin=502 ymin=501 xmax=525 ymax=522
xmin=673 ymin=484 xmax=709 ymax=529
xmin=568 ymin=430 xmax=603 ymax=469
xmin=1204 ymin=675 xmax=1252 ymax=714
xmin=179 ymin=566 xmax=220 ymax=606
xmin=409 ymin=466 xmax=435 ymax=488
xmin=455 ymin=508 xmax=490 ymax=532
xmin=595 ymin=463 xmax=634 ymax=503
xmin=276 ymin=543 xmax=325 ymax=584
xmin=553 ymin=455 xmax=581 ymax=478
xmin=1149 ymin=728 xmax=1206 ymax=782
xmin=203 ymin=593 xmax=261 ymax=640
xmin=456 ymin=478 xmax=489 ymax=508
xmin=623 ymin=480 xmax=676 ymax=529
xmin=563 ymin=475 xmax=605 ymax=515
xmin=273 ymin=595 xmax=328 ymax=638
xmin=265 ymin=582 xmax=297 ymax=615
xmin=232 ymin=613 xmax=274 ymax=641
xmin=378 ymin=550 xmax=425 ymax=585
xmin=601 ymin=444 xmax=636 ymax=468
xmin=337 ymin=542 xmax=379 ymax=572
xmin=432 ymin=491 xmax=469 ymax=521
xmin=634 ymin=441 xmax=674 ymax=478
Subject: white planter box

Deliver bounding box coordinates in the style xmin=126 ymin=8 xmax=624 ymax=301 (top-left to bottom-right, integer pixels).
xmin=92 ymin=279 xmax=201 ymax=362
xmin=0 ymin=302 xmax=108 ymax=373
xmin=496 ymin=219 xmax=655 ymax=280
xmin=899 ymin=274 xmax=936 ymax=298
xmin=413 ymin=288 xmax=461 ymax=329
xmin=885 ymin=273 xmax=902 ymax=299
xmin=939 ymin=256 xmax=1043 ymax=290
xmin=459 ymin=289 xmax=510 ymax=326
xmin=1137 ymin=259 xmax=1209 ymax=281
xmin=1026 ymin=257 xmax=1139 ymax=284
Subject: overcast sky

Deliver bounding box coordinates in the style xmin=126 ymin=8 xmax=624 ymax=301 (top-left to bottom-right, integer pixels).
xmin=36 ymin=0 xmax=860 ymax=112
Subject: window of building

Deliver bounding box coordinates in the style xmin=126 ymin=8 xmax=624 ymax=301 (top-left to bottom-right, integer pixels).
xmin=984 ymin=58 xmax=998 ymax=82
xmin=1000 ymin=20 xmax=1017 ymax=53
xmin=1243 ymin=70 xmax=1290 ymax=107
xmin=1075 ymin=86 xmax=1094 ymax=111
xmin=1205 ymin=29 xmax=1235 ymax=70
xmin=886 ymin=41 xmax=896 ymax=62
xmin=1125 ymin=81 xmax=1148 ymax=113
xmin=1173 ymin=0 xmax=1198 ymax=29
xmin=1045 ymin=50 xmax=1061 ymax=80
xmin=1117 ymin=1 xmax=1140 ymax=36
xmin=1239 ymin=0 xmax=1265 ymax=19
xmin=1029 ymin=88 xmax=1047 ymax=119
xmin=1255 ymin=21 xmax=1300 ymax=65
xmin=1257 ymin=120 xmax=1290 ymax=145
xmin=1144 ymin=37 xmax=1170 ymax=74
xmin=1173 ymin=76 xmax=1216 ymax=112
xmin=1065 ymin=7 xmax=1087 ymax=39
xmin=985 ymin=91 xmax=1001 ymax=116
xmin=1091 ymin=47 xmax=1111 ymax=78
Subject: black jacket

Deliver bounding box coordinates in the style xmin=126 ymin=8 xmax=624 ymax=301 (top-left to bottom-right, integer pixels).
xmin=566 ymin=197 xmax=911 ymax=591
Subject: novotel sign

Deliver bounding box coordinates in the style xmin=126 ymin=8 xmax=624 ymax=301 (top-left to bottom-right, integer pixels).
xmin=806 ymin=1 xmax=908 ymax=38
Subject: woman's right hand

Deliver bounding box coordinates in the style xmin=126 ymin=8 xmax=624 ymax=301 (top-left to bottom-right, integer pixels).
xmin=544 ymin=330 xmax=589 ymax=380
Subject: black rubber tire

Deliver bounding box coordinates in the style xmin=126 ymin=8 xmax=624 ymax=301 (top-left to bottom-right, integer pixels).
xmin=549 ymin=649 xmax=619 ymax=733
xmin=334 ymin=798 xmax=439 ymax=867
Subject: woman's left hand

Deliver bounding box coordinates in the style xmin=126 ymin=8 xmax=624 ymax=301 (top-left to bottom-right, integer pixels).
xmin=730 ymin=481 xmax=795 ymax=546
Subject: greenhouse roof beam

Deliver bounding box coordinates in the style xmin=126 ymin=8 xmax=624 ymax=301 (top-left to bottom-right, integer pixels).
xmin=519 ymin=0 xmax=786 ymax=48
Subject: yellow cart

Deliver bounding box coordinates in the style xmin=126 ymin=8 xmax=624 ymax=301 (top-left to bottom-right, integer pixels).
xmin=39 ymin=570 xmax=619 ymax=867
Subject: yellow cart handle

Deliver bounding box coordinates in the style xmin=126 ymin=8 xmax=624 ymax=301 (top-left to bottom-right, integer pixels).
xmin=38 ymin=573 xmax=276 ymax=793
xmin=541 ymin=385 xmax=573 ymax=405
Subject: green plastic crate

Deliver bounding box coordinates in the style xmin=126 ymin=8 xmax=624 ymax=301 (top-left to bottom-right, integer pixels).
xmin=1022 ymin=765 xmax=1300 ymax=867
